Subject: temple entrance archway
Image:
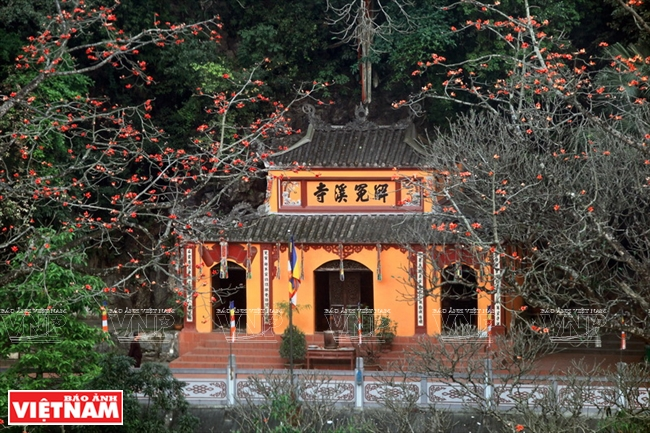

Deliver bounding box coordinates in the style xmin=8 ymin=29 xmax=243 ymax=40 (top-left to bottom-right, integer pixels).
xmin=314 ymin=260 xmax=374 ymax=332
xmin=212 ymin=262 xmax=247 ymax=332
xmin=440 ymin=264 xmax=478 ymax=331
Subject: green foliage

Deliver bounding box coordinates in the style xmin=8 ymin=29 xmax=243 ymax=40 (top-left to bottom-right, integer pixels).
xmin=238 ymin=24 xmax=284 ymax=65
xmin=598 ymin=410 xmax=650 ymax=433
xmin=233 ymin=373 xmax=378 ymax=432
xmin=0 ymin=0 xmax=50 ymax=27
xmin=377 ymin=1 xmax=457 ymax=89
xmin=233 ymin=0 xmax=328 ymax=65
xmin=375 ymin=315 xmax=397 ymax=346
xmin=265 ymin=392 xmax=302 ymax=433
xmin=0 ymin=29 xmax=23 ymax=78
xmin=70 ymin=354 xmax=198 ymax=433
xmin=228 ymin=0 xmax=346 ymax=96
xmin=5 ymin=54 xmax=93 ymax=100
xmin=0 ymin=230 xmax=107 ymax=421
xmin=192 ymin=61 xmax=234 ymax=94
xmin=279 ymin=324 xmax=307 ymax=362
xmin=1 ymin=59 xmax=93 ymax=190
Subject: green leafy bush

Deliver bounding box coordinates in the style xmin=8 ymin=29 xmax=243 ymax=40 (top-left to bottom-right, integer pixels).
xmin=73 ymin=354 xmax=198 ymax=433
xmin=279 ymin=324 xmax=307 ymax=363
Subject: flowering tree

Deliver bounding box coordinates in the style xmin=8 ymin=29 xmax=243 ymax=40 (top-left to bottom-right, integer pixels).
xmin=0 ymin=0 xmax=322 ymax=401
xmin=0 ymin=0 xmax=320 ymax=297
xmin=393 ymin=0 xmax=650 ymax=343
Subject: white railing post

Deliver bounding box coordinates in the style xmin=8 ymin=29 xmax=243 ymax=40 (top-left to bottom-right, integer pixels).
xmin=227 ymin=354 xmax=236 ymax=406
xmin=484 ymin=358 xmax=494 ymax=409
xmin=355 ymin=357 xmax=364 ymax=409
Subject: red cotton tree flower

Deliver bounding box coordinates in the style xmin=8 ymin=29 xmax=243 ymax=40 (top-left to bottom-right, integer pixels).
xmin=0 ymin=0 xmax=321 ymax=317
xmin=397 ymin=0 xmax=650 ymax=344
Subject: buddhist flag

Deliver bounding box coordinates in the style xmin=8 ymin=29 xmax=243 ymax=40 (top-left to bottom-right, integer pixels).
xmin=621 ymin=317 xmax=626 ymax=350
xmin=357 ymin=303 xmax=362 ymax=346
xmin=229 ymin=301 xmax=236 ymax=342
xmin=487 ymin=304 xmax=493 ymax=348
xmin=288 ymin=236 xmax=302 ymax=306
xmin=621 ymin=331 xmax=626 ymax=350
xmin=101 ymin=307 xmax=108 ymax=333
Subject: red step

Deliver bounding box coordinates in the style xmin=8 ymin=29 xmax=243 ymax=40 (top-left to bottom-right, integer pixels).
xmin=171 ymin=331 xmax=286 ymax=370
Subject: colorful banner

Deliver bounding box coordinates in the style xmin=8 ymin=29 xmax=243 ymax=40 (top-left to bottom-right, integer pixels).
xmin=357 ymin=303 xmax=362 ymax=346
xmin=229 ymin=301 xmax=236 ymax=342
xmin=101 ymin=307 xmax=108 ymax=333
xmin=288 ymin=236 xmax=301 ymax=306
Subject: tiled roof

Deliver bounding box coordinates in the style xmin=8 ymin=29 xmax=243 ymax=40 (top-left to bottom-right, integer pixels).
xmin=270 ymin=106 xmax=425 ymax=168
xmin=225 ymin=213 xmax=455 ymax=244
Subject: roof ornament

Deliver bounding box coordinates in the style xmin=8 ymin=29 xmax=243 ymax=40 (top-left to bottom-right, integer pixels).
xmin=408 ymin=103 xmax=423 ymax=120
xmin=346 ymin=103 xmax=378 ymax=131
xmin=302 ymin=103 xmax=316 ymax=118
xmin=354 ymin=103 xmax=369 ymax=121
xmin=302 ymin=103 xmax=327 ymax=129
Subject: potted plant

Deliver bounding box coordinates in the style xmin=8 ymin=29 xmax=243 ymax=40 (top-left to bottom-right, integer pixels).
xmin=279 ymin=324 xmax=307 ymax=367
xmin=275 ymin=302 xmax=311 ymax=367
xmin=172 ymin=306 xmax=185 ymax=330
xmin=375 ymin=315 xmax=397 ymax=351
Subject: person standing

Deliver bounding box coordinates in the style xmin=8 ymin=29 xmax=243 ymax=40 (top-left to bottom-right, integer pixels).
xmin=128 ymin=332 xmax=142 ymax=367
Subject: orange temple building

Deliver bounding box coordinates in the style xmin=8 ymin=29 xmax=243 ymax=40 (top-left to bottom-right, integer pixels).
xmin=173 ymin=107 xmax=512 ymax=366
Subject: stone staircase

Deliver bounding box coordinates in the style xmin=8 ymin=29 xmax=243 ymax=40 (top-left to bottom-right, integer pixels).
xmin=169 ymin=332 xmax=415 ymax=371
xmin=169 ymin=331 xmax=285 ymax=370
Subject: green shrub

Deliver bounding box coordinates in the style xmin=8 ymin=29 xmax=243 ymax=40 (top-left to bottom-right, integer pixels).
xmin=279 ymin=324 xmax=307 ymax=362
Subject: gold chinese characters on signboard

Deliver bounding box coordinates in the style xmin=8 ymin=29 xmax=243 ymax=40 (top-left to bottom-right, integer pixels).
xmin=279 ymin=179 xmax=421 ymax=212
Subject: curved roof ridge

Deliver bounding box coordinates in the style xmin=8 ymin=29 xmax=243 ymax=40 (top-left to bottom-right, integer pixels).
xmin=270 ymin=106 xmax=423 ymax=169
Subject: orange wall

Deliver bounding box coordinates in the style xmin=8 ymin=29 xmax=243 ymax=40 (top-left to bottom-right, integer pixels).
xmin=193 ymin=245 xmax=265 ymax=334
xmin=194 ymin=248 xmax=212 ymax=333
xmin=193 ymin=243 xmax=497 ymax=336
xmin=270 ymin=245 xmax=417 ymax=336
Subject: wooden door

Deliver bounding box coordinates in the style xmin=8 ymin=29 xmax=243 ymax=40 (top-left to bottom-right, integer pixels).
xmin=329 ymin=272 xmax=360 ymax=332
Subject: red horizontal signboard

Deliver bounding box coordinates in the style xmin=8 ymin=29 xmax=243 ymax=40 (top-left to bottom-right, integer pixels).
xmin=8 ymin=390 xmax=123 ymax=425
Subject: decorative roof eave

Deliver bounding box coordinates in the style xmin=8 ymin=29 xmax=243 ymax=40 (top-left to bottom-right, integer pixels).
xmin=215 ymin=213 xmax=463 ymax=245
xmin=266 ymin=122 xmax=315 ymax=167
xmin=403 ymin=123 xmax=427 ymax=157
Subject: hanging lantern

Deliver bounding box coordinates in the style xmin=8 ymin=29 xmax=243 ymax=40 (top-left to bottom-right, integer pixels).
xmin=275 ymin=242 xmax=281 ymax=279
xmin=300 ymin=244 xmax=305 ymax=280
xmin=220 ymin=240 xmax=229 ymax=279
xmin=376 ymin=243 xmax=382 ymax=281
xmin=245 ymin=242 xmax=252 ymax=279
xmin=339 ymin=244 xmax=345 ymax=282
